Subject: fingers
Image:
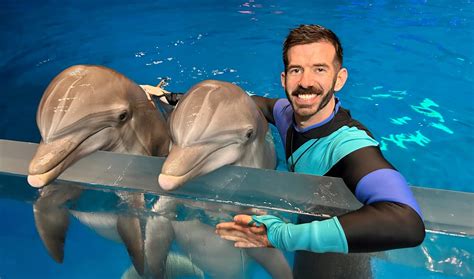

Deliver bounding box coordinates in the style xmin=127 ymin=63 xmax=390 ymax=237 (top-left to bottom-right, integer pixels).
xmin=233 ymin=214 xmax=254 ymax=226
xmin=216 ymin=228 xmax=268 ymax=247
xmin=216 ymin=221 xmax=248 ymax=231
xmin=235 ymin=241 xmax=263 ymax=248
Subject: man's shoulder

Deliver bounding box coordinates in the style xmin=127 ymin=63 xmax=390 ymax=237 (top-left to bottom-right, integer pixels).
xmin=334 ymin=106 xmax=376 ymax=140
xmin=272 ymin=99 xmax=293 ymax=135
xmin=273 ymin=98 xmax=292 ymax=118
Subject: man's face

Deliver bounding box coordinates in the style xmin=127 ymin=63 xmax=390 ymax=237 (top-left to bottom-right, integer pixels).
xmin=281 ymin=41 xmax=347 ymax=124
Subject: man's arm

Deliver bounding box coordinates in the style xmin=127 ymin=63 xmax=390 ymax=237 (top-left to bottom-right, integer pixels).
xmin=216 ymin=146 xmax=425 ymax=253
xmin=326 ymin=146 xmax=425 ymax=252
xmin=251 ymin=96 xmax=279 ymax=125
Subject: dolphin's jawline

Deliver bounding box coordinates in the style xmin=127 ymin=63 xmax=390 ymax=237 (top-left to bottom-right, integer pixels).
xmin=30 ymin=126 xmax=112 ymax=178
xmin=164 ymin=141 xmax=240 ymax=178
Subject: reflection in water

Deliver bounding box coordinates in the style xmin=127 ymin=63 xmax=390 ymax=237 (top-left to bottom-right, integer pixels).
xmin=390 ymin=116 xmax=412 ymax=125
xmin=361 ymin=92 xmax=455 ymax=152
xmin=411 ymin=98 xmax=445 ymax=123
xmin=380 ymin=233 xmax=474 ymax=277
xmin=380 ymin=131 xmax=431 ymax=150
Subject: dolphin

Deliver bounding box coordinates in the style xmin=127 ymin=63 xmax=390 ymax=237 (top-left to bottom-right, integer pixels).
xmin=27 ymin=65 xmax=173 ymax=277
xmin=157 ymin=80 xmax=292 ymax=278
xmin=159 ymin=79 xmax=276 ymax=190
xmin=28 ymin=65 xmax=170 ymax=186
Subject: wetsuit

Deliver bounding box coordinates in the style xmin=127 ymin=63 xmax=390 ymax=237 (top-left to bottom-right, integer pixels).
xmin=268 ymin=98 xmax=425 ymax=279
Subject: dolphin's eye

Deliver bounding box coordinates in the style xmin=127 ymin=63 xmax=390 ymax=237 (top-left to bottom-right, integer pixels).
xmin=245 ymin=129 xmax=254 ymax=140
xmin=119 ymin=112 xmax=128 ymax=122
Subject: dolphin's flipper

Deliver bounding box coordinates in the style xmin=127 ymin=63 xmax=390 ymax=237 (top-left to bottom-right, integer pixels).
xmin=34 ymin=203 xmax=69 ymax=263
xmin=117 ymin=215 xmax=145 ymax=276
xmin=145 ymin=215 xmax=174 ymax=278
xmin=117 ymin=192 xmax=146 ymax=276
xmin=33 ymin=183 xmax=82 ymax=263
xmin=145 ymin=196 xmax=179 ymax=278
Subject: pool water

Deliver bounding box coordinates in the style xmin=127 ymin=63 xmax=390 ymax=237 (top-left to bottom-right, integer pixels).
xmin=0 ymin=0 xmax=473 ymax=278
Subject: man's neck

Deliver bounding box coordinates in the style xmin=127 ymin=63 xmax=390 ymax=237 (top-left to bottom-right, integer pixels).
xmin=295 ymin=98 xmax=336 ymax=130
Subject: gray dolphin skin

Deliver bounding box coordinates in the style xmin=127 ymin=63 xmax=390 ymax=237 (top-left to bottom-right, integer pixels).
xmin=159 ymin=79 xmax=276 ymax=190
xmin=158 ymin=80 xmax=292 ymax=278
xmin=27 ymin=65 xmax=171 ymax=277
xmin=28 ymin=65 xmax=169 ymax=186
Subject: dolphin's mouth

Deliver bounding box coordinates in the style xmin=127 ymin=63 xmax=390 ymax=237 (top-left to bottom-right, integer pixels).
xmin=28 ymin=127 xmax=111 ymax=187
xmin=158 ymin=142 xmax=239 ymax=191
xmin=28 ymin=161 xmax=68 ymax=188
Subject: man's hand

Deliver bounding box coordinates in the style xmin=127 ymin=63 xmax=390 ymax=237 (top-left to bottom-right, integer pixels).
xmin=140 ymin=80 xmax=183 ymax=106
xmin=215 ymin=214 xmax=273 ymax=248
xmin=140 ymin=81 xmax=170 ymax=98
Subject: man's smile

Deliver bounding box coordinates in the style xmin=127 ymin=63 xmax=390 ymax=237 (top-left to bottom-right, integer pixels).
xmin=291 ymin=86 xmax=323 ymax=106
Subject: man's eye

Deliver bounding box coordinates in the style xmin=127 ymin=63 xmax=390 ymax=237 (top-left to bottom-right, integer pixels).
xmin=315 ymin=67 xmax=326 ymax=73
xmin=289 ymin=68 xmax=301 ymax=74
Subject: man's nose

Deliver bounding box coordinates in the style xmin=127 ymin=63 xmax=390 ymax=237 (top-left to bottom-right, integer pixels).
xmin=299 ymin=71 xmax=313 ymax=88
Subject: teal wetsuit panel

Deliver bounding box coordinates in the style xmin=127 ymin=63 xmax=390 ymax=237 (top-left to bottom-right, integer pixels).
xmin=288 ymin=126 xmax=379 ymax=175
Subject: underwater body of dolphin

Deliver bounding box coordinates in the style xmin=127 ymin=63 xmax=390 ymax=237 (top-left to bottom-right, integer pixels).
xmin=158 ymin=80 xmax=292 ymax=278
xmin=27 ymin=65 xmax=172 ymax=277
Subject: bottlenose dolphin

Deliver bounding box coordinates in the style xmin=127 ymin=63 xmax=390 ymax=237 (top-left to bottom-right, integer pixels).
xmin=159 ymin=79 xmax=276 ymax=190
xmin=28 ymin=65 xmax=170 ymax=186
xmin=27 ymin=65 xmax=172 ymax=277
xmin=158 ymin=80 xmax=291 ymax=278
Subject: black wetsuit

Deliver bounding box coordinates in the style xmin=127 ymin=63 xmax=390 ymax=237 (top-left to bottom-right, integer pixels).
xmin=270 ymin=98 xmax=425 ymax=279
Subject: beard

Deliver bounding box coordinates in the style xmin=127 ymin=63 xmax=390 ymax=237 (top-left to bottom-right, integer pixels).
xmin=286 ymin=79 xmax=337 ymax=119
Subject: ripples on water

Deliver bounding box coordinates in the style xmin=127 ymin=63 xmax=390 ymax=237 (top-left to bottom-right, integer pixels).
xmin=1 ymin=0 xmax=472 ymax=191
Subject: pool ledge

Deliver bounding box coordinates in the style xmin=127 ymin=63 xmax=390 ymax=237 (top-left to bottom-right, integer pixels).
xmin=1 ymin=139 xmax=472 ymax=237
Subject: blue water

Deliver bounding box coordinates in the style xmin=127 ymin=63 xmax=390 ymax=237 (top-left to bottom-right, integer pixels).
xmin=0 ymin=0 xmax=473 ymax=192
xmin=0 ymin=0 xmax=473 ymax=278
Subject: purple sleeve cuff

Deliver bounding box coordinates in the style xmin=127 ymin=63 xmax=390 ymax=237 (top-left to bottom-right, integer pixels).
xmin=355 ymin=169 xmax=423 ymax=218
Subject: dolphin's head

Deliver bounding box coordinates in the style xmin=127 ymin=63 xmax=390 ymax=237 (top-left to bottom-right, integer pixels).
xmin=158 ymin=80 xmax=268 ymax=191
xmin=28 ymin=65 xmax=169 ymax=187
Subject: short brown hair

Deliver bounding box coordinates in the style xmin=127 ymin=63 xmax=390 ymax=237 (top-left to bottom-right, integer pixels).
xmin=283 ymin=24 xmax=343 ymax=71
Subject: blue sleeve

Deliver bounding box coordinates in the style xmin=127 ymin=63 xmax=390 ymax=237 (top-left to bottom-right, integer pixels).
xmin=251 ymin=215 xmax=348 ymax=253
xmin=355 ymin=169 xmax=423 ymax=219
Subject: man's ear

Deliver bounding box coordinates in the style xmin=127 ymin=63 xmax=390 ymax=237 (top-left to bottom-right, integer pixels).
xmin=280 ymin=71 xmax=286 ymax=89
xmin=334 ymin=68 xmax=348 ymax=92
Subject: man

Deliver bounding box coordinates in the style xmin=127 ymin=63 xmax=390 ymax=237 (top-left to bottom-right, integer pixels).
xmin=215 ymin=24 xmax=425 ymax=278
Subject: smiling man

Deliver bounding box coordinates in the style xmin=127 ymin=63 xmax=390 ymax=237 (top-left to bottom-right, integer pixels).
xmin=215 ymin=24 xmax=425 ymax=278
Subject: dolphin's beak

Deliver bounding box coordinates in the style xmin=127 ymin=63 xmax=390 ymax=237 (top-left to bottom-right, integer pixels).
xmin=158 ymin=142 xmax=237 ymax=191
xmin=158 ymin=173 xmax=186 ymax=191
xmin=158 ymin=145 xmax=195 ymax=191
xmin=28 ymin=136 xmax=81 ymax=187
xmin=158 ymin=144 xmax=212 ymax=191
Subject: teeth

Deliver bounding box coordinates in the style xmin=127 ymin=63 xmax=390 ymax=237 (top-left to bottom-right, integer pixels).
xmin=297 ymin=94 xmax=316 ymax=100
